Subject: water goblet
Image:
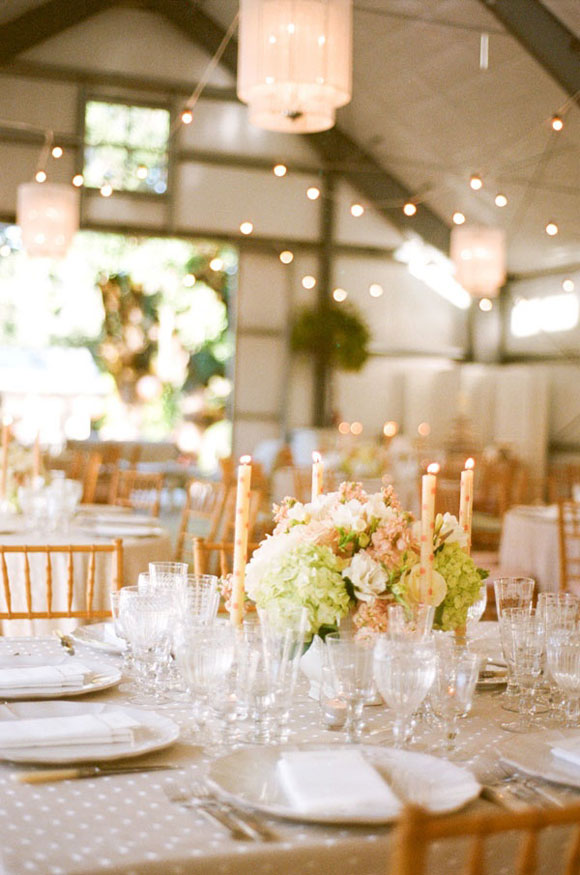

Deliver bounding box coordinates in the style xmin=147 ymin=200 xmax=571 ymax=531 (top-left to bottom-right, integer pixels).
xmin=119 ymin=588 xmax=174 ymax=707
xmin=429 ymin=647 xmax=480 ymax=756
xmin=110 ymin=589 xmax=134 ymax=691
xmin=374 ymin=637 xmax=436 ymax=748
xmin=386 ymin=603 xmax=435 ymax=641
xmin=325 ymin=634 xmax=375 ymax=742
xmin=184 ymin=574 xmax=220 ymax=625
xmin=493 ymin=577 xmax=535 ymax=711
xmin=499 ymin=609 xmax=546 ymax=733
xmin=546 ymin=624 xmax=580 ymax=726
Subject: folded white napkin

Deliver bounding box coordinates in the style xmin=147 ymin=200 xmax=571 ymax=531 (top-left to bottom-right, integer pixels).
xmin=377 ymin=749 xmax=480 ymax=812
xmin=0 ymin=661 xmax=92 ymax=691
xmin=277 ymin=750 xmax=401 ymax=818
xmin=0 ymin=711 xmax=140 ymax=749
xmin=551 ymin=737 xmax=580 ymax=767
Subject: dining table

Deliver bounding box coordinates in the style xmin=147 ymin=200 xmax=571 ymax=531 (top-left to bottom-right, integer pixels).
xmin=0 ymin=505 xmax=174 ymax=637
xmin=499 ymin=504 xmax=563 ymax=592
xmin=0 ymin=625 xmax=578 ymax=875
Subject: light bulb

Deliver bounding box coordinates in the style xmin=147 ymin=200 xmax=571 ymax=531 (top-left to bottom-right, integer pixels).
xmin=279 ymin=250 xmax=294 ymax=264
xmin=479 ymin=297 xmax=493 ymax=311
xmin=181 ymin=109 xmax=193 ymax=125
xmin=551 ymin=115 xmax=564 ymax=132
xmin=72 ymin=174 xmax=84 ymax=187
xmin=273 ymin=164 xmax=287 ymax=177
xmin=369 ymin=283 xmax=383 ymax=298
xmin=136 ymin=164 xmax=148 ymax=180
xmin=51 ymin=146 xmax=63 ymax=159
xmin=183 ymin=274 xmax=196 ymax=287
xmin=35 ymin=170 xmax=47 ymax=183
xmin=333 ymin=288 xmax=347 ymax=302
xmin=302 ymin=275 xmax=316 ymax=289
xmin=469 ymin=174 xmax=483 ymax=190
xmin=307 ymin=187 xmax=320 ymax=200
xmin=545 ymin=222 xmax=559 ymax=236
xmin=210 ymin=258 xmax=224 ymax=271
xmin=562 ymin=278 xmax=575 ymax=292
xmin=495 ymin=193 xmax=508 ymax=207
xmin=240 ymin=221 xmax=254 ymax=235
xmin=452 ymin=211 xmax=466 ymax=225
xmin=100 ymin=182 xmax=113 ymax=197
xmin=403 ymin=202 xmax=417 ymax=216
xmin=350 ymin=203 xmax=364 ymax=217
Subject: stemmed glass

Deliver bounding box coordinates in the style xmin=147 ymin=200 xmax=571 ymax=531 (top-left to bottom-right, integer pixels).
xmin=493 ymin=577 xmax=534 ymax=710
xmin=119 ymin=587 xmax=175 ymax=707
xmin=466 ymin=584 xmax=488 ymax=631
xmin=499 ymin=608 xmax=545 ymax=733
xmin=429 ymin=645 xmax=480 ymax=756
xmin=387 ymin=603 xmax=435 ymax=640
xmin=373 ymin=637 xmax=436 ymax=748
xmin=325 ymin=634 xmax=375 ymax=742
xmin=110 ymin=590 xmax=133 ymax=691
xmin=546 ymin=623 xmax=580 ymax=726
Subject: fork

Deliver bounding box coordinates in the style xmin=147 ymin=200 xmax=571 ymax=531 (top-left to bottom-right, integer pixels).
xmin=165 ymin=783 xmax=252 ymax=840
xmin=166 ymin=781 xmax=277 ymax=842
xmin=495 ymin=763 xmax=566 ymax=808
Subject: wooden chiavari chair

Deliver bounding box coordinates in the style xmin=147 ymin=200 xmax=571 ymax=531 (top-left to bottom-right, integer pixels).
xmin=390 ymin=803 xmax=580 ymax=875
xmin=558 ymin=500 xmax=580 ymax=592
xmin=192 ymin=537 xmax=260 ymax=577
xmin=80 ymin=451 xmax=102 ymax=504
xmin=110 ymin=469 xmax=164 ymax=517
xmin=548 ymin=464 xmax=580 ymax=505
xmin=174 ymin=479 xmax=228 ymax=564
xmin=0 ymin=539 xmax=123 ymax=622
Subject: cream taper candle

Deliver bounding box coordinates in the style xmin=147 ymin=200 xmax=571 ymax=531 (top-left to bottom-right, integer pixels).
xmin=311 ymin=451 xmax=323 ymax=502
xmin=459 ymin=457 xmax=475 ymax=555
xmin=230 ymin=455 xmax=252 ymax=627
xmin=419 ymin=463 xmax=439 ymax=600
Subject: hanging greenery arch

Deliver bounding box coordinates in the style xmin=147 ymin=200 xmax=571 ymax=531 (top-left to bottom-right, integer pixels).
xmin=290 ymin=301 xmax=371 ymax=372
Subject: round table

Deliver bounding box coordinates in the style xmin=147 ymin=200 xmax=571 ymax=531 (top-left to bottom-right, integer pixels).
xmin=499 ymin=504 xmax=561 ymax=592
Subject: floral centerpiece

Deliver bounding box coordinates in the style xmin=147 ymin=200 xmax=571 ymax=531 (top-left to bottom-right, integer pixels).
xmin=243 ymin=482 xmax=487 ymax=641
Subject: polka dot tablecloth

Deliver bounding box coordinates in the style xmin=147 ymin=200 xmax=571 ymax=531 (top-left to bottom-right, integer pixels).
xmin=0 ymin=636 xmax=575 ymax=875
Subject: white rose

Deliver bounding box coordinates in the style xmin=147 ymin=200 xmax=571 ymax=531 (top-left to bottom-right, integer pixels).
xmin=343 ymin=550 xmax=389 ymax=602
xmin=333 ymin=499 xmax=367 ymax=533
xmin=401 ymin=563 xmax=447 ymax=607
xmin=439 ymin=513 xmax=469 ymax=550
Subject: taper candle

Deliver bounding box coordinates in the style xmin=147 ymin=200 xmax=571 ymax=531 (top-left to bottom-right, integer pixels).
xmin=311 ymin=451 xmax=323 ymax=502
xmin=230 ymin=455 xmax=252 ymax=627
xmin=459 ymin=457 xmax=475 ymax=555
xmin=419 ymin=463 xmax=439 ymax=600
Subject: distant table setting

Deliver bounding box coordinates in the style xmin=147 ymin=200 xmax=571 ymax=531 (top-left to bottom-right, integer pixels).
xmin=499 ymin=504 xmax=561 ymax=591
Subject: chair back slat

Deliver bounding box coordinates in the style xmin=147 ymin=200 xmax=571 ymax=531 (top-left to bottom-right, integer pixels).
xmin=24 ymin=549 xmax=32 ymax=614
xmin=86 ymin=547 xmax=96 ymax=614
xmin=1 ymin=550 xmax=11 ymax=615
xmin=67 ymin=546 xmax=74 ymax=613
xmin=45 ymin=549 xmax=53 ymax=616
xmin=174 ymin=479 xmax=227 ymax=564
xmin=0 ymin=542 xmax=124 ymax=622
xmin=565 ymin=824 xmax=580 ymax=875
xmin=112 ymin=470 xmax=164 ymax=517
xmin=558 ymin=501 xmax=580 ymax=591
xmin=466 ymin=834 xmax=485 ymax=875
xmin=192 ymin=537 xmax=259 ymax=581
xmin=516 ymin=829 xmax=537 ymax=875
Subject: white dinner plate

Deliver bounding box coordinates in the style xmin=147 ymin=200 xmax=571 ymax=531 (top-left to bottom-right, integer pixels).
xmin=500 ymin=730 xmax=580 ymax=789
xmin=0 ymin=652 xmax=122 ymax=699
xmin=69 ymin=622 xmax=126 ymax=655
xmin=0 ymin=700 xmax=180 ymax=763
xmin=207 ymin=744 xmax=481 ymax=824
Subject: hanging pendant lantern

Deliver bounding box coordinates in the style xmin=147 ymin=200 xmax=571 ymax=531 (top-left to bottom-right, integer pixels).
xmin=17 ymin=182 xmax=80 ymax=258
xmin=237 ymin=0 xmax=353 ymax=133
xmin=450 ymin=225 xmax=506 ymax=298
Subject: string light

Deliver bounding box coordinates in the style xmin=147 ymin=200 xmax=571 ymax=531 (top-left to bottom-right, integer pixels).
xmin=383 ymin=421 xmax=398 ymax=437
xmin=34 ymin=170 xmax=47 ymax=183
xmin=181 ymin=109 xmax=193 ymax=125
xmin=452 ymin=211 xmax=466 ymax=225
xmin=369 ymin=283 xmax=384 ymax=298
xmin=273 ymin=164 xmax=287 ymax=177
xmin=183 ymin=273 xmax=196 ymax=287
xmin=306 ymin=186 xmax=320 ymax=200
xmin=479 ymin=297 xmax=493 ymax=311
xmin=551 ymin=115 xmax=564 ymax=132
xmin=495 ymin=193 xmax=508 ymax=207
xmin=562 ymin=279 xmax=575 ymax=292
xmin=100 ymin=182 xmax=113 ymax=197
xmin=210 ymin=258 xmax=224 ymax=271
xmin=136 ymin=164 xmax=148 ymax=180
xmin=545 ymin=222 xmax=559 ymax=236
xmin=302 ymin=275 xmax=316 ymax=289
xmin=333 ymin=288 xmax=348 ymax=301
xmin=51 ymin=146 xmax=63 ymax=159
xmin=72 ymin=174 xmax=84 ymax=187
xmin=403 ymin=202 xmax=417 ymax=216
xmin=338 ymin=421 xmax=350 ymax=435
xmin=350 ymin=203 xmax=364 ymax=217
xmin=350 ymin=421 xmax=363 ymax=435
xmin=239 ymin=221 xmax=254 ymax=235
xmin=279 ymin=250 xmax=294 ymax=264
xmin=469 ymin=174 xmax=483 ymax=191
xmin=417 ymin=422 xmax=431 ymax=437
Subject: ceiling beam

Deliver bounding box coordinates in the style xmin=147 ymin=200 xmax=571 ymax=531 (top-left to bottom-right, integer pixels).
xmin=156 ymin=1 xmax=450 ymax=251
xmin=478 ymin=0 xmax=580 ymax=103
xmin=0 ymin=0 xmax=116 ymax=64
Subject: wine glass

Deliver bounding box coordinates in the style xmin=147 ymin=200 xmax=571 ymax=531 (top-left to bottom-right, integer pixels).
xmin=430 ymin=646 xmax=480 ymax=755
xmin=499 ymin=609 xmax=546 ymax=733
xmin=374 ymin=638 xmax=436 ymax=748
xmin=386 ymin=603 xmax=435 ymax=640
xmin=466 ymin=584 xmax=487 ymax=630
xmin=119 ymin=588 xmax=174 ymax=707
xmin=493 ymin=577 xmax=534 ymax=711
xmin=325 ymin=635 xmax=375 ymax=742
xmin=546 ymin=624 xmax=580 ymax=726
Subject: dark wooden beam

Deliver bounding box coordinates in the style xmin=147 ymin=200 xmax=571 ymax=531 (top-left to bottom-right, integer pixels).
xmin=0 ymin=0 xmax=115 ymax=64
xmin=146 ymin=0 xmax=238 ymax=73
xmin=478 ymin=0 xmax=580 ymax=105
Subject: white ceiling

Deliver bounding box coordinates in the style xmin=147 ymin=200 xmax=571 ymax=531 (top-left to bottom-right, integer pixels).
xmin=2 ymin=0 xmax=580 ymax=277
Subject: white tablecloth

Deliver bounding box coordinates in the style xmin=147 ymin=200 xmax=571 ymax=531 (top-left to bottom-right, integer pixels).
xmin=0 ymin=514 xmax=173 ymax=635
xmin=499 ymin=505 xmax=561 ymax=592
xmin=0 ymin=631 xmax=577 ymax=875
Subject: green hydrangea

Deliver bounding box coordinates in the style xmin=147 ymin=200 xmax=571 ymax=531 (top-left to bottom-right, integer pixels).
xmin=249 ymin=542 xmax=352 ymax=637
xmin=433 ymin=542 xmax=487 ymax=631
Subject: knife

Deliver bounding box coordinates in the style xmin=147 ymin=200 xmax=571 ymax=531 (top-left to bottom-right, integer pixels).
xmin=12 ymin=764 xmax=178 ymax=784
